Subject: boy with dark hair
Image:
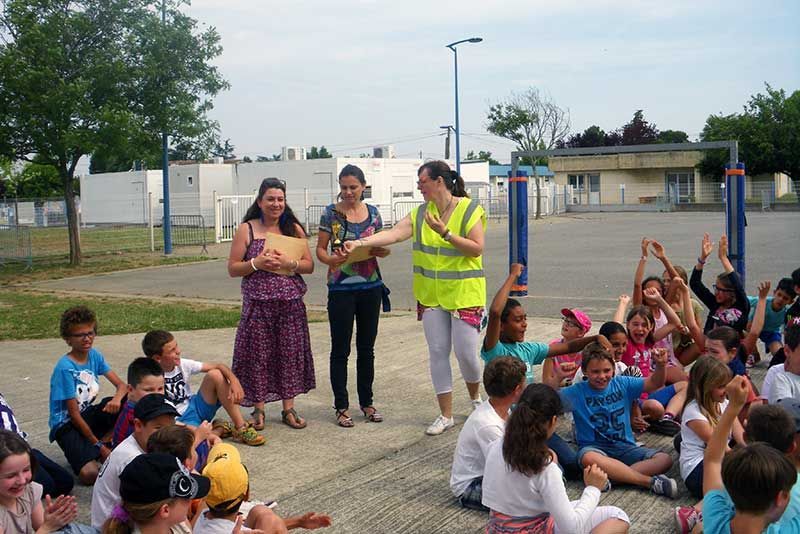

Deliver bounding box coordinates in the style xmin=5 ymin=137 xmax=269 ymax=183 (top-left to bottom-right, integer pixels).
xmin=747 ymin=277 xmax=796 ymax=364
xmin=143 ymin=330 xmax=264 ymax=446
xmin=195 ymin=443 xmax=331 ymax=533
xmin=49 ymin=306 xmax=127 ymax=485
xmin=450 ymin=356 xmax=527 ymax=510
xmin=111 ymin=357 xmax=165 ymax=447
xmin=770 ymin=268 xmax=800 ymax=368
xmin=701 ymin=376 xmax=800 ymax=533
xmin=768 ymin=325 xmax=800 ymax=403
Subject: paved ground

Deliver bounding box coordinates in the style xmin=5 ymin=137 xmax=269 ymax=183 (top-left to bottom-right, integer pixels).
xmin=29 ymin=212 xmax=800 ymax=322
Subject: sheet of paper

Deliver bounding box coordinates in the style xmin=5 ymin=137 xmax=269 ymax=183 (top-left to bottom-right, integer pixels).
xmin=263 ymin=233 xmax=306 ymax=275
xmin=343 ymin=246 xmax=390 ymax=265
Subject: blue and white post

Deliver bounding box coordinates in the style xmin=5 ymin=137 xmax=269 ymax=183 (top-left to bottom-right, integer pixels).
xmin=725 ymin=162 xmax=746 ymax=283
xmin=508 ymin=160 xmax=528 ymax=296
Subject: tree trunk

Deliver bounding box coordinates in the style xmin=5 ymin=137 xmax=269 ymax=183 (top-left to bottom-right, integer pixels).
xmin=534 ymin=176 xmax=542 ymax=220
xmin=62 ymin=171 xmax=82 ymax=265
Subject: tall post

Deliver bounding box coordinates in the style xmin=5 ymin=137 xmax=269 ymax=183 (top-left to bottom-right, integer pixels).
xmin=725 ymin=161 xmax=746 ymax=284
xmin=160 ymin=1 xmax=172 ymax=254
xmin=148 ymin=192 xmax=154 ymax=252
xmin=453 ymin=47 xmax=460 ymax=175
xmin=509 ymin=154 xmax=528 ymax=296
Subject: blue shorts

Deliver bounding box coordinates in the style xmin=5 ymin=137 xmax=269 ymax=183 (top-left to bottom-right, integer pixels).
xmin=178 ymin=394 xmax=221 ymax=427
xmin=577 ymin=441 xmax=660 ymax=467
xmin=639 ymin=384 xmax=677 ymax=408
xmin=759 ymin=330 xmax=783 ymax=348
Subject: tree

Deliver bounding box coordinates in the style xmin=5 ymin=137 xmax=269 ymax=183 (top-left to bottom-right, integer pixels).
xmin=213 ymin=138 xmax=236 ymax=160
xmin=307 ymin=146 xmax=332 ymax=159
xmin=620 ymin=110 xmax=659 ymax=145
xmin=657 ymin=129 xmax=690 ymax=144
xmin=699 ymin=85 xmax=799 ymax=201
xmin=242 ymin=156 xmax=252 ymax=163
xmin=487 ymin=88 xmax=570 ymax=218
xmin=0 ymin=0 xmax=227 ymax=264
xmin=465 ymin=150 xmax=500 ymax=165
xmin=559 ymin=125 xmax=611 ymax=148
xmin=7 ymin=160 xmax=67 ymax=198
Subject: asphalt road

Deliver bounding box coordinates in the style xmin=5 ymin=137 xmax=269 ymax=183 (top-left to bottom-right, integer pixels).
xmin=33 ymin=211 xmax=800 ymax=322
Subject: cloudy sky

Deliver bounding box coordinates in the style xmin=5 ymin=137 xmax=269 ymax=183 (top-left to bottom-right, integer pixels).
xmin=184 ymin=0 xmax=799 ymax=162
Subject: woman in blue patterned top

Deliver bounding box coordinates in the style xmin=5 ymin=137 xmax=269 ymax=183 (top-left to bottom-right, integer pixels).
xmin=316 ymin=164 xmax=391 ymax=428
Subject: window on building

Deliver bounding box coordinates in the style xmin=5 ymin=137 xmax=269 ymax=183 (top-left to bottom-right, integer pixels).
xmin=186 ymin=176 xmax=193 ymax=187
xmin=666 ymin=171 xmax=695 ymax=203
xmin=363 ymin=186 xmax=372 ymax=199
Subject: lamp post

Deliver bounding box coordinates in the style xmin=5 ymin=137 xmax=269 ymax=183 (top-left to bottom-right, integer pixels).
xmin=446 ymin=37 xmax=482 ymax=176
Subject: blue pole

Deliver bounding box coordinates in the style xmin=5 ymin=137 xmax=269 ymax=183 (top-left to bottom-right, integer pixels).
xmin=508 ymin=169 xmax=528 ymax=296
xmin=161 ymin=1 xmax=172 ymax=254
xmin=453 ymin=47 xmax=460 ymax=176
xmin=725 ymin=162 xmax=746 ymax=283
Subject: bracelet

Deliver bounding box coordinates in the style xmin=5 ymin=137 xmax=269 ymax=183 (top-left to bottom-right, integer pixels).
xmin=640 ymin=256 xmax=647 ymax=261
xmin=289 ymin=259 xmax=299 ymax=272
xmin=441 ymin=229 xmax=452 ymax=241
xmin=250 ymin=258 xmax=258 ymax=272
xmin=358 ymin=238 xmax=365 ymax=248
xmin=94 ymin=441 xmax=104 ymax=450
xmin=697 ymin=257 xmax=706 ymax=265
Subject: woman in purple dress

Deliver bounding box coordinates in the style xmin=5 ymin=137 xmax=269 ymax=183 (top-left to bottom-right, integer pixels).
xmin=228 ymin=178 xmax=315 ymax=430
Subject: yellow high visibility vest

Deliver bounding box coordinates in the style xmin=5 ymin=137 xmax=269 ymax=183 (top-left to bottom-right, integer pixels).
xmin=411 ymin=198 xmax=486 ymax=310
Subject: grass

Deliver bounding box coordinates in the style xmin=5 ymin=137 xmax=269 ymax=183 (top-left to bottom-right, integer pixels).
xmin=0 ymin=289 xmax=327 ymax=340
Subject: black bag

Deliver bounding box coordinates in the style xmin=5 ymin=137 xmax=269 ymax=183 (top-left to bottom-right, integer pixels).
xmin=376 ymin=265 xmax=391 ymax=312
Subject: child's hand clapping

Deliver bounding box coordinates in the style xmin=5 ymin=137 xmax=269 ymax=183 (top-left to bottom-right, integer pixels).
xmin=700 ymin=233 xmax=714 ymax=262
xmin=757 ymin=280 xmax=771 ymax=299
xmin=583 ymin=464 xmax=609 ymax=491
xmin=41 ymin=494 xmax=78 ymax=531
xmin=726 ymin=375 xmax=749 ymax=408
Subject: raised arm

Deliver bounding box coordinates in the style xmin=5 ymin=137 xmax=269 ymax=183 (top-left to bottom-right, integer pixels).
xmin=548 ymin=335 xmax=607 ymax=358
xmin=651 ymin=240 xmax=681 ymax=303
xmin=632 ymin=237 xmax=650 ymax=306
xmin=642 ymin=348 xmax=668 ymax=393
xmin=717 ymin=235 xmax=735 ymax=274
xmin=690 ymin=233 xmax=716 ymax=309
xmin=703 ymin=376 xmax=748 ymax=494
xmin=647 ymin=287 xmax=682 ymax=342
xmin=613 ymin=294 xmax=631 ymax=324
xmin=676 ymin=278 xmax=705 ymax=352
xmin=742 ymin=281 xmax=770 ymax=355
xmin=484 ymin=263 xmax=524 ymax=351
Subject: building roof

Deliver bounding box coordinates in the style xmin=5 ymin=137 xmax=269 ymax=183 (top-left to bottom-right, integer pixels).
xmin=489 ymin=165 xmax=554 ymax=178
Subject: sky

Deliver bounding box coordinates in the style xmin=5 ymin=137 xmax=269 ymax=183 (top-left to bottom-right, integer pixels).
xmin=183 ymin=0 xmax=800 ymax=163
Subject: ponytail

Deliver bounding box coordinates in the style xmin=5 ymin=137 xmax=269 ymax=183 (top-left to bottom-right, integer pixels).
xmin=417 ymin=161 xmax=469 ymax=197
xmin=447 ymin=170 xmax=468 ymax=197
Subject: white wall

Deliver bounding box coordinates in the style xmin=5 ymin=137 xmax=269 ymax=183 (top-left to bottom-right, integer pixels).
xmin=79 ymin=170 xmax=162 ymax=224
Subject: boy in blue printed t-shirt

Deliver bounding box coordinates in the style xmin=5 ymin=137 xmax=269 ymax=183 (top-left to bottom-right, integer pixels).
xmin=546 ymin=342 xmax=679 ymax=498
xmin=48 ymin=306 xmax=127 ymax=485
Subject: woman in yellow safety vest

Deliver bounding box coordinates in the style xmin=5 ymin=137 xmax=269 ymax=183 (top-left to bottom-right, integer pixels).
xmin=342 ymin=160 xmax=486 ymax=436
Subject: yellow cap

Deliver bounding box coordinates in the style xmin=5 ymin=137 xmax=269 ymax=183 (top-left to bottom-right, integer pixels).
xmin=202 ymin=443 xmax=248 ymax=510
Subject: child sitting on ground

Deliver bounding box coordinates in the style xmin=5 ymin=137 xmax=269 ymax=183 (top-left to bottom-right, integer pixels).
xmin=542 ymin=308 xmax=592 ymax=387
xmin=147 ymin=424 xmax=204 ymax=526
xmin=91 ymin=393 xmax=180 ymax=529
xmin=690 ymin=234 xmax=750 ymax=334
xmin=482 ymin=383 xmax=630 ymax=534
xmin=746 ymin=277 xmax=796 ymax=362
xmin=0 ymin=392 xmax=74 ymax=499
xmin=768 ymin=324 xmax=800 ymax=403
xmin=195 ymin=443 xmax=332 ymax=533
xmin=49 ymin=305 xmax=127 ymax=485
xmin=0 ymin=429 xmax=94 ymax=533
xmin=143 ymin=330 xmax=264 ymax=446
xmin=450 ymin=356 xmax=527 ymax=511
xmin=102 ymin=452 xmax=210 ymax=534
xmin=112 ymin=357 xmax=165 ymax=448
xmin=546 ymin=343 xmax=679 ymax=498
xmin=770 ymin=267 xmax=800 ymax=368
xmin=614 ymin=288 xmax=686 ymax=436
xmin=481 ymin=264 xmax=606 ymax=480
xmin=700 ymin=376 xmax=800 ymax=533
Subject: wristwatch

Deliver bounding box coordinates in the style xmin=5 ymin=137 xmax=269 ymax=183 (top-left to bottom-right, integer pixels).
xmin=441 ymin=229 xmax=452 ymax=242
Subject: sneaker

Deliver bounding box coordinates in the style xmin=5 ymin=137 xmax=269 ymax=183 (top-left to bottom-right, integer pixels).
xmin=471 ymin=397 xmax=483 ymax=410
xmin=674 ymin=506 xmax=700 ymax=534
xmin=650 ymin=474 xmax=678 ymax=499
xmin=650 ymin=415 xmax=681 ymax=437
xmin=233 ymin=425 xmax=266 ymax=446
xmin=425 ymin=415 xmax=455 ymax=436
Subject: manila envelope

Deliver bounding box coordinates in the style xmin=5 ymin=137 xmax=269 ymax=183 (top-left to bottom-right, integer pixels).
xmin=263 ymin=233 xmax=307 ymax=275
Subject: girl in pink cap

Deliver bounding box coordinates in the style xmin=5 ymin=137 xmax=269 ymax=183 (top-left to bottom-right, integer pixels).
xmin=542 ymin=308 xmax=592 ymax=388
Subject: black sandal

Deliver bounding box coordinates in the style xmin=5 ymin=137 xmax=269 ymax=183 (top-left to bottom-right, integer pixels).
xmin=281 ymin=408 xmax=307 ymax=429
xmin=361 ymin=406 xmax=383 ymax=423
xmin=335 ymin=408 xmax=354 ymax=428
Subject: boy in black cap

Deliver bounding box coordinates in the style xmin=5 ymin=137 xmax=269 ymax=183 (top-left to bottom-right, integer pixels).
xmin=102 ymin=452 xmax=210 ymax=532
xmin=91 ymin=393 xmax=179 ymax=528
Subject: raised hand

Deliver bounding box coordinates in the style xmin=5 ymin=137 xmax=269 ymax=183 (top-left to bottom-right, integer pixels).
xmin=726 ymin=375 xmax=749 ymax=407
xmin=650 ymin=240 xmax=666 ymax=259
xmin=640 ymin=237 xmax=650 ymax=258
xmin=757 ymin=280 xmax=771 ymax=300
xmin=510 ymin=263 xmax=525 ymax=278
xmin=643 ymin=286 xmax=663 ymax=301
xmin=700 ymin=233 xmax=714 ymax=261
xmin=718 ymin=234 xmax=729 ymax=260
xmin=651 ymin=347 xmax=668 ymax=368
xmin=619 ymin=294 xmax=631 ymax=307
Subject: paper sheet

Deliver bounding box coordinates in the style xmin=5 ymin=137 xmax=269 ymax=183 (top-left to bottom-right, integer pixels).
xmin=263 ymin=233 xmax=307 ymax=275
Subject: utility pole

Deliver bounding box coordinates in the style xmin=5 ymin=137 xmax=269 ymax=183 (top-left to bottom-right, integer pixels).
xmin=161 ymin=0 xmax=173 ymax=254
xmin=440 ymin=125 xmax=454 ymax=160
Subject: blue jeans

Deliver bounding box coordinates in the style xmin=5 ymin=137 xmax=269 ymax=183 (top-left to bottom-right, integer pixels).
xmin=548 ymin=432 xmax=580 ymax=481
xmin=458 ymin=477 xmax=489 ymax=511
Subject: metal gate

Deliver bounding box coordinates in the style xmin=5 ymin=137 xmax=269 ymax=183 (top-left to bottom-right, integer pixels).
xmin=214 ymin=193 xmax=256 ymax=242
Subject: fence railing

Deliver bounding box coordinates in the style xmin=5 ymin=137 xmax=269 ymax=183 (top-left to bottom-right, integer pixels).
xmin=0 ymin=225 xmax=32 ymax=269
xmin=168 ymin=215 xmax=208 ymax=253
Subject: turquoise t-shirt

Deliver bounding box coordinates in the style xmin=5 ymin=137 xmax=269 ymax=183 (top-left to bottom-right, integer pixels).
xmin=704 ymin=487 xmax=800 ymax=534
xmin=480 ymin=340 xmax=550 ymax=384
xmin=748 ymin=296 xmax=788 ymax=333
xmin=767 ymin=475 xmax=800 ymax=534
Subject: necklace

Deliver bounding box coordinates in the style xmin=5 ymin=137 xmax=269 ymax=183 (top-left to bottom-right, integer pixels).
xmin=439 ymin=195 xmax=454 ymax=219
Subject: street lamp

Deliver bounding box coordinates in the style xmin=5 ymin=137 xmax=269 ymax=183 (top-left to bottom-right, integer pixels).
xmin=446 ymin=37 xmax=482 ymax=176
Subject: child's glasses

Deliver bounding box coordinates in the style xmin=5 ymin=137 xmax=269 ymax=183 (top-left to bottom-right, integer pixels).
xmin=562 ymin=318 xmax=581 ymax=329
xmin=69 ymin=330 xmax=96 ymax=339
xmin=712 ymin=284 xmax=735 ymax=293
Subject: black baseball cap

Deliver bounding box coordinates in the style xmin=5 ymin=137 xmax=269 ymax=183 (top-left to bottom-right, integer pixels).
xmin=133 ymin=393 xmax=180 ymax=422
xmin=777 ymin=398 xmax=800 ymax=433
xmin=120 ymin=453 xmax=210 ymax=504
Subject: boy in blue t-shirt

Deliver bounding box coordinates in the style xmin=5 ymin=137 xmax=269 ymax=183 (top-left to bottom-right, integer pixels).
xmin=546 ymin=342 xmax=678 ymax=498
xmin=49 ymin=306 xmax=127 ymax=485
xmin=747 ymin=277 xmax=796 ymax=359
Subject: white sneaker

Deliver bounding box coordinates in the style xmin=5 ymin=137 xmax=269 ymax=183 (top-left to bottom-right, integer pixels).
xmin=471 ymin=397 xmax=483 ymax=410
xmin=425 ymin=415 xmax=455 ymax=436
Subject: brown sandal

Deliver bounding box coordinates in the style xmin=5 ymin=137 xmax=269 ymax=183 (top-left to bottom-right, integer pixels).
xmin=281 ymin=408 xmax=307 ymax=429
xmin=360 ymin=406 xmax=383 ymax=423
xmin=250 ymin=407 xmax=266 ymax=431
xmin=335 ymin=408 xmax=354 ymax=428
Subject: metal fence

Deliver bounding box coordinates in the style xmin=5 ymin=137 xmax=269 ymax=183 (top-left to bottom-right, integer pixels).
xmin=0 ymin=225 xmax=32 ymax=269
xmin=168 ymin=215 xmax=208 ymax=253
xmin=0 ymin=197 xmax=73 ymax=227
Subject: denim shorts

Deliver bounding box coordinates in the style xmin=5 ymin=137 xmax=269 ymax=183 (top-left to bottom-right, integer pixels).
xmin=177 ymin=394 xmax=221 ymax=427
xmin=639 ymin=384 xmax=677 ymax=407
xmin=759 ymin=330 xmax=783 ymax=348
xmin=577 ymin=441 xmax=660 ymax=467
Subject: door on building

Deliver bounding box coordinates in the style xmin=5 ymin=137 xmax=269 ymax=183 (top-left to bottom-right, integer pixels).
xmin=568 ymin=174 xmax=585 ymax=204
xmin=666 ymin=172 xmax=694 ymax=203
xmin=588 ymin=173 xmax=601 ymax=205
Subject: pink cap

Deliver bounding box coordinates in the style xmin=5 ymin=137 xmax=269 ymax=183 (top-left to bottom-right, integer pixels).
xmin=561 ymin=308 xmax=592 ymax=332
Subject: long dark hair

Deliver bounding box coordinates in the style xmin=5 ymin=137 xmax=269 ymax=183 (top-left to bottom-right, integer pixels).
xmin=242 ymin=178 xmax=305 ymax=237
xmin=418 ymin=160 xmax=468 ymax=197
xmin=502 ymin=384 xmax=562 ymax=476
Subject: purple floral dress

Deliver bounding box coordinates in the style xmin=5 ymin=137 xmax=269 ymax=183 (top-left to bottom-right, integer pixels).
xmin=232 ymin=223 xmax=316 ymax=404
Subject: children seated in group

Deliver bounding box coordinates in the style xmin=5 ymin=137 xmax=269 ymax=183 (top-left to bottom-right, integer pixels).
xmin=700 ymin=376 xmax=800 ymax=534
xmin=142 ymin=329 xmax=265 ymax=446
xmin=102 ymin=452 xmax=210 ymax=534
xmin=767 ymin=325 xmax=800 ymax=403
xmin=112 ymin=357 xmax=165 ymax=448
xmin=546 ymin=342 xmax=679 ymax=498
xmin=770 ymin=267 xmax=800 ymax=368
xmin=0 ymin=429 xmax=94 ymax=534
xmin=91 ymin=393 xmax=180 ymax=529
xmin=196 ymin=442 xmax=332 ymax=533
xmin=690 ymin=234 xmax=750 ymax=334
xmin=542 ymin=307 xmax=593 ymax=387
xmin=482 ymin=383 xmax=630 ymax=534
xmin=49 ymin=306 xmax=127 ymax=485
xmin=450 ymin=357 xmax=527 ymax=511
xmin=0 ymin=392 xmax=74 ymax=499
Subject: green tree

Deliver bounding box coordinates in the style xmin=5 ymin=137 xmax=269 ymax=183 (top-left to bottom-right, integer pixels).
xmin=487 ymin=88 xmax=570 ymax=218
xmin=620 ymin=110 xmax=659 ymax=145
xmin=465 ymin=150 xmax=500 ymax=165
xmin=213 ymin=138 xmax=236 ymax=160
xmin=0 ymin=0 xmax=227 ymax=264
xmin=699 ymin=85 xmax=799 ymax=200
xmin=307 ymin=146 xmax=332 ymax=159
xmin=657 ymin=129 xmax=690 ymax=144
xmin=559 ymin=125 xmax=610 ymax=148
